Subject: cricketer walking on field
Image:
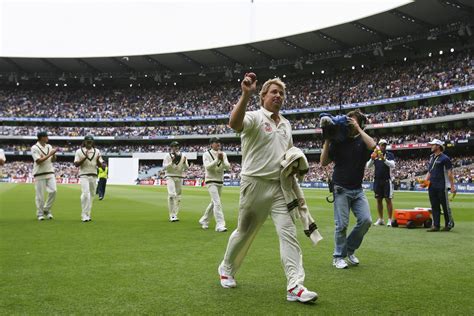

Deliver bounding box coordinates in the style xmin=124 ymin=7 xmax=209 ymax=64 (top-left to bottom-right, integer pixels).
xmin=218 ymin=74 xmax=318 ymax=303
xmin=31 ymin=131 xmax=57 ymax=221
xmin=198 ymin=137 xmax=230 ymax=232
xmin=74 ymin=135 xmax=104 ymax=222
xmin=163 ymin=141 xmax=189 ymax=222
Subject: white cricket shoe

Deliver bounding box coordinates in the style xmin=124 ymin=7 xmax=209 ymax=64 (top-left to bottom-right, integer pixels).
xmin=46 ymin=214 xmax=54 ymax=220
xmin=198 ymin=219 xmax=208 ymax=229
xmin=170 ymin=216 xmax=179 ymax=222
xmin=218 ymin=265 xmax=236 ymax=288
xmin=347 ymin=254 xmax=360 ymax=265
xmin=386 ymin=219 xmax=392 ymax=227
xmin=82 ymin=216 xmax=91 ymax=222
xmin=287 ymin=285 xmax=318 ymax=303
xmin=216 ymin=227 xmax=227 ymax=232
xmin=38 ymin=216 xmax=45 ymax=221
xmin=374 ymin=218 xmax=384 ymax=226
xmin=333 ymin=258 xmax=348 ymax=269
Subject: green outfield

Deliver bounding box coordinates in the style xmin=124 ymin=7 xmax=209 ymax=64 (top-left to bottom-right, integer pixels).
xmin=1 ymin=183 xmax=473 ymax=315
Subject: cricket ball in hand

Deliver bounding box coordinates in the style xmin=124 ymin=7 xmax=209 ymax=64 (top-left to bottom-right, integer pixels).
xmin=245 ymin=72 xmax=257 ymax=83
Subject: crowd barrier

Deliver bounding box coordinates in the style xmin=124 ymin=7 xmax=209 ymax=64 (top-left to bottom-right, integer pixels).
xmin=2 ymin=177 xmax=472 ymax=193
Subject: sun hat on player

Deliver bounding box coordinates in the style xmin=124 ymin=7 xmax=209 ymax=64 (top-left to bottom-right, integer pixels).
xmin=170 ymin=141 xmax=180 ymax=147
xmin=84 ymin=135 xmax=94 ymax=141
xmin=378 ymin=139 xmax=388 ymax=145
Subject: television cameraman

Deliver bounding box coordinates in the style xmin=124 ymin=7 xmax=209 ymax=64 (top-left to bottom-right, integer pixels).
xmin=320 ymin=110 xmax=376 ymax=269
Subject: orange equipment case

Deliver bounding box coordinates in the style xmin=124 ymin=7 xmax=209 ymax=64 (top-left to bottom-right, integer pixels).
xmin=392 ymin=208 xmax=432 ymax=229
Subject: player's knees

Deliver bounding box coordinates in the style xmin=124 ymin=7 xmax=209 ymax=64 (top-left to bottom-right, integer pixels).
xmin=168 ymin=194 xmax=177 ymax=199
xmin=334 ymin=223 xmax=348 ymax=234
xmin=276 ymin=225 xmax=298 ymax=242
xmin=359 ymin=217 xmax=372 ymax=228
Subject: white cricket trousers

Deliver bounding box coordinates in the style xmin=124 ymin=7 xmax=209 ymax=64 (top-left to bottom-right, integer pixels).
xmin=200 ymin=183 xmax=226 ymax=230
xmin=80 ymin=176 xmax=97 ymax=219
xmin=35 ymin=177 xmax=57 ymax=217
xmin=167 ymin=177 xmax=182 ymax=218
xmin=220 ymin=175 xmax=305 ymax=290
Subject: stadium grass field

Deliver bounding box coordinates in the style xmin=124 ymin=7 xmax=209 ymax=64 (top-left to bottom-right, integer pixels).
xmin=1 ymin=183 xmax=473 ymax=315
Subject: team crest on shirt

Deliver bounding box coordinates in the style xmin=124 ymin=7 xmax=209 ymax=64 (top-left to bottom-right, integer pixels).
xmin=263 ymin=122 xmax=272 ymax=132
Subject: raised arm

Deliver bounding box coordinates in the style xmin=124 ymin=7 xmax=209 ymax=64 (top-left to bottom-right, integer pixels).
xmin=320 ymin=140 xmax=332 ymax=167
xmin=349 ymin=117 xmax=376 ymax=150
xmin=229 ymin=75 xmax=257 ymax=132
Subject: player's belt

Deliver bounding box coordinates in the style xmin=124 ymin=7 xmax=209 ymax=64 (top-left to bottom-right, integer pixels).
xmin=206 ymin=180 xmax=223 ymax=185
xmin=80 ymin=173 xmax=98 ymax=177
xmin=34 ymin=171 xmax=54 ymax=177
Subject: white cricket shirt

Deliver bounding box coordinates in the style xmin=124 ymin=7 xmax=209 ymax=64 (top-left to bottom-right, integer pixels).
xmin=75 ymin=147 xmax=104 ymax=177
xmin=31 ymin=142 xmax=55 ymax=180
xmin=203 ymin=149 xmax=230 ymax=183
xmin=240 ymin=107 xmax=293 ymax=180
xmin=163 ymin=152 xmax=189 ymax=178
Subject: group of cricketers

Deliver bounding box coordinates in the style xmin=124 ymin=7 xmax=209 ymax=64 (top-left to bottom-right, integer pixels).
xmin=28 ymin=74 xmax=457 ymax=304
xmin=32 ymin=132 xmax=106 ymax=222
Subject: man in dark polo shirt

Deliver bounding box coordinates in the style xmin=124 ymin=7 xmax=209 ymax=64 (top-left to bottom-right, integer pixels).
xmin=366 ymin=139 xmax=396 ymax=227
xmin=321 ymin=110 xmax=376 ymax=269
xmin=424 ymin=139 xmax=456 ymax=232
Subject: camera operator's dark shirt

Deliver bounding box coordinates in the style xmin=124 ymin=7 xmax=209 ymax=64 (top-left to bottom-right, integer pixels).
xmin=329 ymin=135 xmax=372 ymax=189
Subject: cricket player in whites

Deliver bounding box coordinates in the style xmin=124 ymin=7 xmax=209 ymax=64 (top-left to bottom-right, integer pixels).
xmin=31 ymin=131 xmax=57 ymax=220
xmin=199 ymin=137 xmax=230 ymax=232
xmin=218 ymin=74 xmax=318 ymax=303
xmin=163 ymin=141 xmax=189 ymax=222
xmin=74 ymin=135 xmax=104 ymax=222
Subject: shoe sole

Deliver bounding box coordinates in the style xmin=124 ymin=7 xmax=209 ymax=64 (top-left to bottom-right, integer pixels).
xmin=334 ymin=265 xmax=348 ymax=269
xmin=333 ymin=263 xmax=348 ymax=269
xmin=218 ymin=266 xmax=236 ymax=288
xmin=287 ymin=295 xmax=318 ymax=303
xmin=220 ymin=282 xmax=237 ymax=289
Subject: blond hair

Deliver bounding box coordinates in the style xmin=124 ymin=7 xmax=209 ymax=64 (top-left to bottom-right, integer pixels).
xmin=259 ymin=78 xmax=286 ymax=106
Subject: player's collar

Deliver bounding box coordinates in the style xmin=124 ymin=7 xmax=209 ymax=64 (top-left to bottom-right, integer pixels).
xmin=260 ymin=107 xmax=283 ymax=122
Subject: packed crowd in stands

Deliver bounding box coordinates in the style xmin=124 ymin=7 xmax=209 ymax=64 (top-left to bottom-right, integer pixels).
xmin=2 ymin=100 xmax=471 ymax=138
xmin=378 ymin=128 xmax=471 ymax=145
xmin=3 ymin=155 xmax=472 ymax=184
xmin=1 ymin=161 xmax=79 ymax=178
xmin=366 ymin=100 xmax=473 ymax=124
xmin=1 ymin=128 xmax=471 ymax=155
xmin=1 ymin=50 xmax=472 ymax=119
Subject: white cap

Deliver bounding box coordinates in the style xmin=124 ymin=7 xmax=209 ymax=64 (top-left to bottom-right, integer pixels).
xmin=428 ymin=139 xmax=444 ymax=147
xmin=378 ymin=139 xmax=388 ymax=145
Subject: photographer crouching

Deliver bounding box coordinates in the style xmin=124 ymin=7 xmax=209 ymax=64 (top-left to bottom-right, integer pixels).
xmin=320 ymin=110 xmax=376 ymax=269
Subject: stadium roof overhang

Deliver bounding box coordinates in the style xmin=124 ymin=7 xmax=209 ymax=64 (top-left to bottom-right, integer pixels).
xmin=0 ymin=0 xmax=472 ymax=76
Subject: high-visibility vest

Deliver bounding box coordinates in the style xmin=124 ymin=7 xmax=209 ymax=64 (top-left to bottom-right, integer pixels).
xmin=98 ymin=166 xmax=108 ymax=179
